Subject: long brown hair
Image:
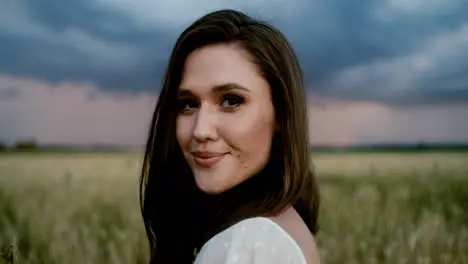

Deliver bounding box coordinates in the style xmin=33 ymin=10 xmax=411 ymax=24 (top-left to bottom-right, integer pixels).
xmin=140 ymin=9 xmax=320 ymax=263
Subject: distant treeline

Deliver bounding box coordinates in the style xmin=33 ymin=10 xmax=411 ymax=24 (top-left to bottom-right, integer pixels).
xmin=0 ymin=140 xmax=40 ymax=152
xmin=0 ymin=140 xmax=135 ymax=153
xmin=1 ymin=140 xmax=468 ymax=153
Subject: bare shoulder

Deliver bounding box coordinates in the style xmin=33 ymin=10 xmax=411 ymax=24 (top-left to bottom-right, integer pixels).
xmin=268 ymin=206 xmax=321 ymax=264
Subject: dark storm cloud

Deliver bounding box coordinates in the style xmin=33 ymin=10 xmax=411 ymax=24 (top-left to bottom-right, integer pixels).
xmin=283 ymin=1 xmax=468 ymax=76
xmin=1 ymin=0 xmax=468 ymax=106
xmin=0 ymin=0 xmax=175 ymax=93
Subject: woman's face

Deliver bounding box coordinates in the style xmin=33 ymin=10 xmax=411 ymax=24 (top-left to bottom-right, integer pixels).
xmin=176 ymin=43 xmax=276 ymax=195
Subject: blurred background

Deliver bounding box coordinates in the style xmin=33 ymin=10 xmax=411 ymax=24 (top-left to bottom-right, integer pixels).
xmin=0 ymin=1 xmax=467 ymax=263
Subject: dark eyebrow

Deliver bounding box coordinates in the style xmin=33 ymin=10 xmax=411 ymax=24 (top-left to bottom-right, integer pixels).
xmin=177 ymin=89 xmax=194 ymax=97
xmin=178 ymin=82 xmax=251 ymax=95
xmin=212 ymin=83 xmax=251 ymax=93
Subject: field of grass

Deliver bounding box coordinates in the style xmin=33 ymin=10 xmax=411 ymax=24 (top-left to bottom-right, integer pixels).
xmin=1 ymin=151 xmax=467 ymax=264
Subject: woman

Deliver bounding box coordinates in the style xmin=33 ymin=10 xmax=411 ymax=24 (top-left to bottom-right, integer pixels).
xmin=140 ymin=9 xmax=321 ymax=263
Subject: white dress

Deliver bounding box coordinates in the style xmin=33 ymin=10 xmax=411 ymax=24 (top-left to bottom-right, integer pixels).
xmin=194 ymin=217 xmax=307 ymax=264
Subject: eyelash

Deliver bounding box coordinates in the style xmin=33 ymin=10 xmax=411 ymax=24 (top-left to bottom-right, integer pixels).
xmin=177 ymin=99 xmax=199 ymax=113
xmin=177 ymin=94 xmax=245 ymax=113
xmin=220 ymin=94 xmax=244 ymax=108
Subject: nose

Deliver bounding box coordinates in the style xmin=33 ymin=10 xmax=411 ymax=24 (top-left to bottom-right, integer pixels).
xmin=192 ymin=104 xmax=218 ymax=142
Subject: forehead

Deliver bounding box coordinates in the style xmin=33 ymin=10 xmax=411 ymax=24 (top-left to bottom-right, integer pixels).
xmin=179 ymin=44 xmax=270 ymax=94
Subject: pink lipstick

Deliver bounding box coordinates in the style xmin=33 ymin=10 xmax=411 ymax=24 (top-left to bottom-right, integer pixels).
xmin=192 ymin=151 xmax=226 ymax=168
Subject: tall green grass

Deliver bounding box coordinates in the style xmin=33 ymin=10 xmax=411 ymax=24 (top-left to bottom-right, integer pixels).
xmin=1 ymin=152 xmax=467 ymax=264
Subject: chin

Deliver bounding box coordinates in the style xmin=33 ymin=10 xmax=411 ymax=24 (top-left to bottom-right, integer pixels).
xmin=199 ymin=187 xmax=225 ymax=195
xmin=194 ymin=174 xmax=232 ymax=195
xmin=195 ymin=181 xmax=228 ymax=195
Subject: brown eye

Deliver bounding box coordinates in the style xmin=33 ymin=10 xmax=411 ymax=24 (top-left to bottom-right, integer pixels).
xmin=221 ymin=94 xmax=244 ymax=108
xmin=177 ymin=98 xmax=199 ymax=113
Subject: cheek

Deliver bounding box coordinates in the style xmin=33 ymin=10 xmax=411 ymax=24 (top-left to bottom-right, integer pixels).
xmin=223 ymin=108 xmax=275 ymax=169
xmin=176 ymin=116 xmax=193 ymax=147
xmin=236 ymin=125 xmax=273 ymax=164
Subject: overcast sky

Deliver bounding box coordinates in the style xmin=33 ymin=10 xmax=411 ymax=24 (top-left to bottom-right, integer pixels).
xmin=1 ymin=0 xmax=467 ymax=146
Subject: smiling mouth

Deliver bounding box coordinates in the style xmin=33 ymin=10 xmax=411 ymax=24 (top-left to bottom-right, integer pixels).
xmin=191 ymin=152 xmax=227 ymax=168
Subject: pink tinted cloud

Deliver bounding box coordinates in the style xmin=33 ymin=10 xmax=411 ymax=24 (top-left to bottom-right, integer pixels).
xmin=0 ymin=75 xmax=155 ymax=146
xmin=307 ymin=96 xmax=468 ymax=145
xmin=307 ymin=99 xmax=394 ymax=146
xmin=1 ymin=75 xmax=467 ymax=146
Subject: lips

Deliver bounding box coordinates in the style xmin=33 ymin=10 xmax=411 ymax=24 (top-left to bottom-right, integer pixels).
xmin=191 ymin=151 xmax=226 ymax=168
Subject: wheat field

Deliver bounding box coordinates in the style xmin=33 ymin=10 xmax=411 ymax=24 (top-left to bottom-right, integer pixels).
xmin=1 ymin=151 xmax=467 ymax=264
